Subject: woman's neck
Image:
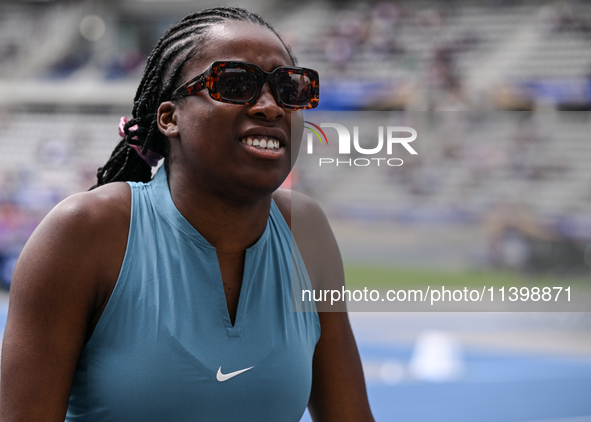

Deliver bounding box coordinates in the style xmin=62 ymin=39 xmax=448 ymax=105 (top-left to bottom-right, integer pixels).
xmin=167 ymin=168 xmax=274 ymax=254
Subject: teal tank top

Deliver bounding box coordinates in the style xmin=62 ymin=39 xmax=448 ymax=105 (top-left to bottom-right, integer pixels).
xmin=66 ymin=167 xmax=320 ymax=421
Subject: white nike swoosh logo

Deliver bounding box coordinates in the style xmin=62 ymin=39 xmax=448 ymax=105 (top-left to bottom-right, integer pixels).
xmin=216 ymin=366 xmax=254 ymax=382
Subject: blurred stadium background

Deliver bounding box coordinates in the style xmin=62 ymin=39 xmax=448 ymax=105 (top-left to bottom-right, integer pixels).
xmin=0 ymin=0 xmax=591 ymax=420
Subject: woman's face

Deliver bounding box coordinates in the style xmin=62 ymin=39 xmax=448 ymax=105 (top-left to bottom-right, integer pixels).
xmin=166 ymin=21 xmax=304 ymax=201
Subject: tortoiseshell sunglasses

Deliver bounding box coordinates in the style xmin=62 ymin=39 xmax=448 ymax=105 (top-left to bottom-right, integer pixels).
xmin=171 ymin=61 xmax=319 ymax=110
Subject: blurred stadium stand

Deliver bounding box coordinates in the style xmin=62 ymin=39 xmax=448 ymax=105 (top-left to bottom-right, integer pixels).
xmin=0 ymin=0 xmax=590 ymax=109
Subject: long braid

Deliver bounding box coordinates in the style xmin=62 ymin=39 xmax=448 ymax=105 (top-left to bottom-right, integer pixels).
xmin=91 ymin=7 xmax=296 ymax=189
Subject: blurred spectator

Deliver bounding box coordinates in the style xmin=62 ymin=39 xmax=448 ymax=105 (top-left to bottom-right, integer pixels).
xmin=104 ymin=49 xmax=145 ymax=79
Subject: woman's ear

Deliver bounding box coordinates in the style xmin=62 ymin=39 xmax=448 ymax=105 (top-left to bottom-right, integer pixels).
xmin=157 ymin=101 xmax=179 ymax=138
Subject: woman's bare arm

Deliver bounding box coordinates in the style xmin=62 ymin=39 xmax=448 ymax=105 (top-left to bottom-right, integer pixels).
xmin=274 ymin=189 xmax=374 ymax=422
xmin=0 ymin=183 xmax=130 ymax=422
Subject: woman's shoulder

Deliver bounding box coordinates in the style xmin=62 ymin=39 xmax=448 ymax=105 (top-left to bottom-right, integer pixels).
xmin=53 ymin=181 xmax=131 ymax=227
xmin=15 ymin=181 xmax=132 ymax=292
xmin=272 ymin=188 xmax=327 ymax=232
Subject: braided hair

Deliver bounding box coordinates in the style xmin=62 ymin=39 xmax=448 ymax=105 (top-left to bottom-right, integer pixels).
xmin=91 ymin=7 xmax=296 ymax=189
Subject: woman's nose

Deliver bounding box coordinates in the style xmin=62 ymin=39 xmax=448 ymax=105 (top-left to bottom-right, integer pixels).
xmin=247 ymin=82 xmax=285 ymax=121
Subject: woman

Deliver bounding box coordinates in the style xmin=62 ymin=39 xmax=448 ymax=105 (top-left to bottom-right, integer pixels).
xmin=0 ymin=7 xmax=374 ymax=422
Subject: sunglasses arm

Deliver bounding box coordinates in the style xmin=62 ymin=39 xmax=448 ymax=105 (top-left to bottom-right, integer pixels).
xmin=171 ymin=73 xmax=207 ymax=100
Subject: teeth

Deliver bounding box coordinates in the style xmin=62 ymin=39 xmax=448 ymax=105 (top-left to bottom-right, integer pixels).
xmin=241 ymin=136 xmax=281 ymax=150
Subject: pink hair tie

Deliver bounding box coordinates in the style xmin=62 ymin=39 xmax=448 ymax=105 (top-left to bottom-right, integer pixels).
xmin=118 ymin=116 xmax=162 ymax=167
xmin=118 ymin=116 xmax=138 ymax=140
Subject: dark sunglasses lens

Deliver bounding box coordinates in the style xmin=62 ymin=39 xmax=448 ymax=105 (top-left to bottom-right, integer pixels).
xmin=217 ymin=67 xmax=259 ymax=101
xmin=276 ymin=72 xmax=313 ymax=107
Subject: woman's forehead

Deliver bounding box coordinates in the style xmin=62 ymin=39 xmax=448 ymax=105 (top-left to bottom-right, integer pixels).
xmin=184 ymin=21 xmax=292 ymax=75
